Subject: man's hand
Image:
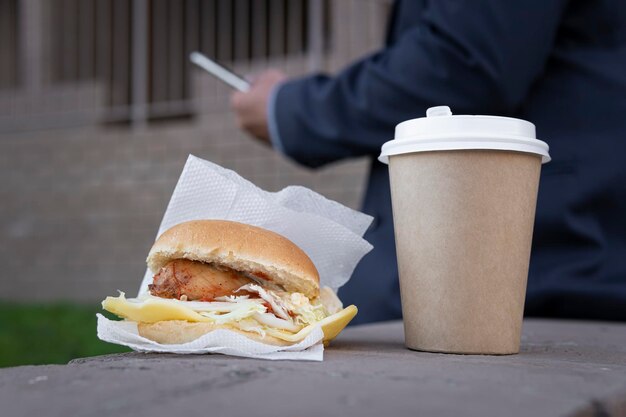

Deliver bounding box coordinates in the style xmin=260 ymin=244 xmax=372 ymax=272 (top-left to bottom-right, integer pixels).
xmin=230 ymin=69 xmax=287 ymax=145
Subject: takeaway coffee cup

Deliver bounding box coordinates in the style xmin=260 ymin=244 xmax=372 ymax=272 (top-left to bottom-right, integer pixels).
xmin=379 ymin=106 xmax=550 ymax=355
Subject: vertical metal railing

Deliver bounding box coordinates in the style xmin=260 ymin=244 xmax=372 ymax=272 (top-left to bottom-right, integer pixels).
xmin=0 ymin=0 xmax=390 ymax=133
xmin=131 ymin=0 xmax=148 ymax=129
xmin=20 ymin=0 xmax=42 ymax=92
xmin=0 ymin=0 xmax=19 ymax=91
xmin=307 ymin=0 xmax=325 ymax=72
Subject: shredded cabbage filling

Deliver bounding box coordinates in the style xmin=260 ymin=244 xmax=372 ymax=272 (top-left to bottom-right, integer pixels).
xmin=126 ymin=284 xmax=340 ymax=334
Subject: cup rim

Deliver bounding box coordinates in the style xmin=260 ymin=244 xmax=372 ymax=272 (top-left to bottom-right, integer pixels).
xmin=378 ymin=134 xmax=551 ymax=164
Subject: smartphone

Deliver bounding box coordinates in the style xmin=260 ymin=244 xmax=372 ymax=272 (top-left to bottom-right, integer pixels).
xmin=189 ymin=51 xmax=250 ymax=92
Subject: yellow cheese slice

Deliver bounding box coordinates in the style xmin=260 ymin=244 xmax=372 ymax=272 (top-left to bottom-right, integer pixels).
xmin=102 ymin=295 xmax=213 ymax=323
xmin=263 ymin=305 xmax=358 ymax=344
xmin=102 ymin=294 xmax=357 ymax=345
xmin=320 ymin=304 xmax=358 ymax=344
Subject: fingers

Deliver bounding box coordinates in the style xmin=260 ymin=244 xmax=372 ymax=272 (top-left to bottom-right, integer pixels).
xmin=229 ymin=68 xmax=285 ymax=143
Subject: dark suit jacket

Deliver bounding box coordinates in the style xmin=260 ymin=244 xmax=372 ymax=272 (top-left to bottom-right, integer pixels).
xmin=273 ymin=0 xmax=626 ymax=323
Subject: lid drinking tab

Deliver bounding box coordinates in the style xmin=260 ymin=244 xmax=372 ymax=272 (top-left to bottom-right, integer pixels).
xmin=426 ymin=106 xmax=453 ymax=118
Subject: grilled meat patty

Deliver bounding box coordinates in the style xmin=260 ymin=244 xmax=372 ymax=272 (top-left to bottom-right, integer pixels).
xmin=148 ymin=259 xmax=253 ymax=301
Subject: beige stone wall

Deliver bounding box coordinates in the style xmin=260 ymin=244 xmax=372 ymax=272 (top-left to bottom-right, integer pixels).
xmin=0 ymin=0 xmax=390 ymax=302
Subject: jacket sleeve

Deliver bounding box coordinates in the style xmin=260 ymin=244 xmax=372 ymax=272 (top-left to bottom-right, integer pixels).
xmin=273 ymin=0 xmax=567 ymax=168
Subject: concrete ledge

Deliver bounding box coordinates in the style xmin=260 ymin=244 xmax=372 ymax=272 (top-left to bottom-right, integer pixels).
xmin=1 ymin=319 xmax=625 ymax=417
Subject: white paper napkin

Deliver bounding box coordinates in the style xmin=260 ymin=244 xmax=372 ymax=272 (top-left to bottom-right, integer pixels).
xmin=97 ymin=314 xmax=325 ymax=361
xmin=99 ymin=155 xmax=373 ymax=361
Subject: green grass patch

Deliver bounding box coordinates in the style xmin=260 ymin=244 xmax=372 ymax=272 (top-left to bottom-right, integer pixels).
xmin=0 ymin=302 xmax=130 ymax=368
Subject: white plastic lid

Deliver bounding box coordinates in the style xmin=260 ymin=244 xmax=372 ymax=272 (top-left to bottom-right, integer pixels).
xmin=378 ymin=106 xmax=550 ymax=164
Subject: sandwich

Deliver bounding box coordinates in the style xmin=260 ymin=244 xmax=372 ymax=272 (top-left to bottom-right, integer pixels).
xmin=102 ymin=220 xmax=357 ymax=346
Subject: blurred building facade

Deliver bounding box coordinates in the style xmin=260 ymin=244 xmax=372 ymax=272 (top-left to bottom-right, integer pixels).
xmin=0 ymin=0 xmax=391 ymax=301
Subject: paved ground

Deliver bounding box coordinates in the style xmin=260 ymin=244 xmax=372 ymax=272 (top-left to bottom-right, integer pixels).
xmin=1 ymin=319 xmax=625 ymax=417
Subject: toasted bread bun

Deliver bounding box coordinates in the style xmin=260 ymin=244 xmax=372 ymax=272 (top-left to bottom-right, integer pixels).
xmin=147 ymin=220 xmax=319 ymax=298
xmin=138 ymin=321 xmax=292 ymax=346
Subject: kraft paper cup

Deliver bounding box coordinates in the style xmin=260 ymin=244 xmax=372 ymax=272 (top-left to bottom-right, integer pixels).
xmin=379 ymin=107 xmax=550 ymax=355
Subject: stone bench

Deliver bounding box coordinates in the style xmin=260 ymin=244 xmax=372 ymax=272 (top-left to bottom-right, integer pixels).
xmin=1 ymin=319 xmax=625 ymax=417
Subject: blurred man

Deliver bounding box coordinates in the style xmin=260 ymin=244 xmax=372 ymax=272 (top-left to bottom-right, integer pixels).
xmin=231 ymin=1 xmax=626 ymax=323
